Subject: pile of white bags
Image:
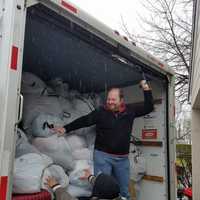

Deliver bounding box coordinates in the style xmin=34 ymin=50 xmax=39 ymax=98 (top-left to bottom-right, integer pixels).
xmin=22 ymin=77 xmax=97 ymax=138
xmin=17 ymin=72 xmax=101 ymax=196
xmin=13 ymin=153 xmax=69 ymax=194
xmin=32 ymin=135 xmax=75 ymax=171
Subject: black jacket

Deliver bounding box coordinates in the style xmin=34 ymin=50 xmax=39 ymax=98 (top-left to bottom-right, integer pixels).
xmin=64 ymin=90 xmax=154 ymax=155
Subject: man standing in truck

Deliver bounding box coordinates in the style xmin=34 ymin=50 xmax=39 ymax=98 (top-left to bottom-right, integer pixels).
xmin=53 ymin=80 xmax=154 ymax=200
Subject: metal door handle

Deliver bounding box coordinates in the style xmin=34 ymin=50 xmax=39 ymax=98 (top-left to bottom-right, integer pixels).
xmin=17 ymin=94 xmax=23 ymax=124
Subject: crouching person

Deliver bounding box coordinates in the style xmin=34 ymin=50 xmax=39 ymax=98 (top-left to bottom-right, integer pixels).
xmin=46 ymin=172 xmax=121 ymax=200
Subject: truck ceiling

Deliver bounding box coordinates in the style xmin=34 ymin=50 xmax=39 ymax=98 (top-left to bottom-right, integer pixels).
xmin=23 ymin=4 xmax=167 ymax=93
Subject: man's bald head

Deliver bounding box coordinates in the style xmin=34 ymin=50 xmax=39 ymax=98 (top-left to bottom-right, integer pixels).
xmin=106 ymin=88 xmax=124 ymax=111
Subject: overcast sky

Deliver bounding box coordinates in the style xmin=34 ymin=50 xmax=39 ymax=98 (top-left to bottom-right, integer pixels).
xmin=69 ymin=0 xmax=145 ymax=34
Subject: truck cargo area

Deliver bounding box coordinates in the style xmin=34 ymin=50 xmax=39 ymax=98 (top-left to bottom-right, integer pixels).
xmin=15 ymin=3 xmax=170 ymax=200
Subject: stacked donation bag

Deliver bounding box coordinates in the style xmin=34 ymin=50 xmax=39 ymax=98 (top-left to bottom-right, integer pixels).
xmin=14 ymin=72 xmax=101 ymax=199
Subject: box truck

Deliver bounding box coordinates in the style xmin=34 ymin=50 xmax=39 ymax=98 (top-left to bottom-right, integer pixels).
xmin=0 ymin=0 xmax=176 ymax=200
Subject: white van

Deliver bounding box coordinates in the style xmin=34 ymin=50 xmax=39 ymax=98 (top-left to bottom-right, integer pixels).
xmin=0 ymin=1 xmax=176 ymax=200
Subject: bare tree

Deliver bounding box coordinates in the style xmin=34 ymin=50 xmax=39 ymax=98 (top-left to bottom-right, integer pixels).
xmin=121 ymin=0 xmax=193 ymax=104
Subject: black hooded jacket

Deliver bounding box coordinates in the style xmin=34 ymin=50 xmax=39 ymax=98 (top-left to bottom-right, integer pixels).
xmin=64 ymin=90 xmax=154 ymax=155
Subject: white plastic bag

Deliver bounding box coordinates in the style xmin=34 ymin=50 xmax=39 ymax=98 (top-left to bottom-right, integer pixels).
xmin=59 ymin=95 xmax=95 ymax=136
xmin=83 ymin=93 xmax=102 ymax=109
xmin=58 ymin=97 xmax=74 ymax=114
xmin=31 ymin=114 xmax=64 ymax=137
xmin=48 ymin=78 xmax=69 ymax=98
xmin=69 ymin=160 xmax=93 ymax=188
xmin=72 ymin=97 xmax=94 ymax=116
xmin=58 ymin=97 xmax=80 ymax=123
xmin=13 ymin=153 xmax=53 ymax=194
xmin=32 ymin=135 xmax=75 ymax=171
xmin=70 ymin=96 xmax=95 ymax=135
xmin=15 ymin=129 xmax=40 ymax=158
xmin=72 ymin=148 xmax=92 ymax=161
xmin=84 ymin=128 xmax=96 ymax=148
xmin=21 ymin=72 xmax=47 ymax=95
xmin=42 ymin=165 xmax=69 ymax=190
xmin=68 ymin=90 xmax=81 ymax=100
xmin=22 ymin=95 xmax=64 ymax=131
xmin=67 ymin=184 xmax=92 ymax=197
xmin=65 ymin=135 xmax=87 ymax=151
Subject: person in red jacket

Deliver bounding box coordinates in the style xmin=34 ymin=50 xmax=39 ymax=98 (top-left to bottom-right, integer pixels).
xmin=53 ymin=80 xmax=154 ymax=200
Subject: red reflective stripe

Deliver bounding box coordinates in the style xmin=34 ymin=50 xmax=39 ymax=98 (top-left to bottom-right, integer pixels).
xmin=0 ymin=176 xmax=8 ymax=200
xmin=10 ymin=46 xmax=18 ymax=70
xmin=61 ymin=1 xmax=77 ymax=13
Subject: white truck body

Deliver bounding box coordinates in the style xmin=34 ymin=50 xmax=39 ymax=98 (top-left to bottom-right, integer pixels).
xmin=0 ymin=1 xmax=176 ymax=200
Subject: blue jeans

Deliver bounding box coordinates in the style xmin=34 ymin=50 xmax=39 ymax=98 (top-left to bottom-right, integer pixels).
xmin=94 ymin=150 xmax=130 ymax=200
